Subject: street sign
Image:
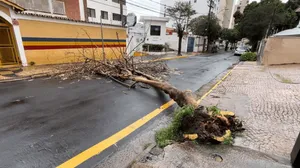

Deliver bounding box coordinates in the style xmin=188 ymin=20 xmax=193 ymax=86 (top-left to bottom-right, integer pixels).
xmin=127 ymin=13 xmax=137 ymax=27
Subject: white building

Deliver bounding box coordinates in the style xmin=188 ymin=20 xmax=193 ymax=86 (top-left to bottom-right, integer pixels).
xmin=140 ymin=16 xmax=170 ymax=45
xmin=86 ymin=0 xmax=127 ymax=26
xmin=127 ymin=16 xmax=169 ymax=54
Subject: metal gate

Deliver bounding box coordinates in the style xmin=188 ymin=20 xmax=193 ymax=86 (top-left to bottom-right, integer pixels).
xmin=187 ymin=37 xmax=195 ymax=52
xmin=0 ymin=18 xmax=19 ymax=66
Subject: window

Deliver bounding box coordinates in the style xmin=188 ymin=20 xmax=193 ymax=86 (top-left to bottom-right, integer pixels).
xmin=101 ymin=11 xmax=108 ymax=20
xmin=237 ymin=6 xmax=241 ymax=10
xmin=113 ymin=13 xmax=121 ymax=21
xmin=53 ymin=0 xmax=65 ymax=15
xmin=150 ymin=25 xmax=161 ymax=36
xmin=87 ymin=8 xmax=96 ymax=18
xmin=194 ymin=0 xmax=197 ymax=3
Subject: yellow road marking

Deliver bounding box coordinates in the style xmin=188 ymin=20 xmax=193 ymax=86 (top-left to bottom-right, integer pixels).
xmin=152 ymin=55 xmax=189 ymax=62
xmin=57 ymin=100 xmax=175 ymax=168
xmin=197 ymin=69 xmax=233 ymax=105
xmin=57 ymin=67 xmax=234 ymax=168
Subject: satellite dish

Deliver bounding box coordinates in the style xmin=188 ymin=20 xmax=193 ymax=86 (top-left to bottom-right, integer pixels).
xmin=127 ymin=13 xmax=137 ymax=27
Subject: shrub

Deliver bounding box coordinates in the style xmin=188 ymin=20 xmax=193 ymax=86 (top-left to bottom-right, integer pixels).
xmin=240 ymin=52 xmax=257 ymax=61
xmin=155 ymin=106 xmax=194 ymax=147
xmin=143 ymin=44 xmax=165 ymax=52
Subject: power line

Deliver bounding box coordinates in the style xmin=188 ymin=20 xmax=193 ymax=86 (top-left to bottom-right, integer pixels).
xmin=126 ymin=0 xmax=165 ymax=15
xmin=89 ymin=0 xmax=158 ymax=16
xmin=145 ymin=0 xmax=172 ymax=8
xmin=127 ymin=0 xmax=162 ymax=14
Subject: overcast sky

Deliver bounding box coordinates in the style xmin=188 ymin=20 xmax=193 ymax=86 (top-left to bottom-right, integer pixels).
xmin=127 ymin=0 xmax=289 ymax=19
xmin=127 ymin=0 xmax=161 ymax=20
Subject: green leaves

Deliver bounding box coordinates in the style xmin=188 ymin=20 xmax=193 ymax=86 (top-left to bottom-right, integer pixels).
xmin=189 ymin=14 xmax=221 ymax=41
xmin=240 ymin=52 xmax=257 ymax=61
xmin=221 ymin=28 xmax=240 ymax=43
xmin=166 ymin=1 xmax=196 ymax=31
xmin=237 ymin=0 xmax=298 ymax=46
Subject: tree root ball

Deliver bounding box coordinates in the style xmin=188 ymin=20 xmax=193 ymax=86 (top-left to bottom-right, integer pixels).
xmin=180 ymin=106 xmax=244 ymax=144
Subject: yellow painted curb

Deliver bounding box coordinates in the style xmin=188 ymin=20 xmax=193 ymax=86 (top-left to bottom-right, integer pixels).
xmin=197 ymin=69 xmax=233 ymax=105
xmin=57 ymin=66 xmax=235 ymax=168
xmin=152 ymin=55 xmax=189 ymax=62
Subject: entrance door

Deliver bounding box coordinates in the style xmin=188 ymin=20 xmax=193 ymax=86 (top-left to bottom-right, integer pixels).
xmin=0 ymin=19 xmax=19 ymax=66
xmin=187 ymin=37 xmax=195 ymax=52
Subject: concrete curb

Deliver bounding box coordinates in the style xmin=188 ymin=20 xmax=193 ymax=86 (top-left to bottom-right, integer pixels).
xmin=128 ymin=144 xmax=156 ymax=167
xmin=0 ymin=73 xmax=50 ymax=83
xmin=129 ymin=66 xmax=237 ymax=168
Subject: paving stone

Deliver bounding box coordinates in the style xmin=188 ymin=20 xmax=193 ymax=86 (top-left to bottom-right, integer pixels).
xmin=201 ymin=62 xmax=300 ymax=159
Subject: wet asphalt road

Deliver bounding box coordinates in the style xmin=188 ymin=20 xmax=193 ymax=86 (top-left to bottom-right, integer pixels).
xmin=0 ymin=53 xmax=239 ymax=168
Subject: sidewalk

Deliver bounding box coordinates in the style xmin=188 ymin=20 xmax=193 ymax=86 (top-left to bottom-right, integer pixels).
xmin=0 ymin=64 xmax=65 ymax=82
xmin=132 ymin=62 xmax=300 ymax=168
xmin=201 ymin=62 xmax=300 ymax=159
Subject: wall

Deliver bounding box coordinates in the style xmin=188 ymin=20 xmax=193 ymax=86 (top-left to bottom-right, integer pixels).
xmin=263 ymin=36 xmax=300 ymax=65
xmin=17 ymin=16 xmax=126 ymax=65
xmin=223 ymin=0 xmax=235 ymax=29
xmin=0 ymin=4 xmax=10 ymax=16
xmin=127 ymin=23 xmax=145 ymax=55
xmin=87 ymin=0 xmax=127 ymax=26
xmin=62 ymin=0 xmax=81 ymax=20
xmin=166 ymin=34 xmax=197 ymax=53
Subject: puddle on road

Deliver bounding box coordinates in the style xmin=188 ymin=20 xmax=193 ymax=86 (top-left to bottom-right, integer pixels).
xmin=2 ymin=96 xmax=34 ymax=108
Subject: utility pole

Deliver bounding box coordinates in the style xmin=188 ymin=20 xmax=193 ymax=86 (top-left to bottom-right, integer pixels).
xmin=120 ymin=0 xmax=124 ymax=27
xmin=206 ymin=0 xmax=214 ymax=52
xmin=100 ymin=14 xmax=105 ymax=61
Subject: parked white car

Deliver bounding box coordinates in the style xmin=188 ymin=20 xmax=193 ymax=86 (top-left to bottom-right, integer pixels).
xmin=234 ymin=46 xmax=249 ymax=56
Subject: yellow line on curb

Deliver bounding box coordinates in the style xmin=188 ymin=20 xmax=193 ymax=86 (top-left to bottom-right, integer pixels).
xmin=57 ymin=67 xmax=234 ymax=168
xmin=196 ymin=68 xmax=233 ymax=105
xmin=153 ymin=55 xmax=189 ymax=62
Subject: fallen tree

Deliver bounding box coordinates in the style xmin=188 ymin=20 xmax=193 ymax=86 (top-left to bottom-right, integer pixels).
xmin=58 ymin=38 xmax=244 ymax=146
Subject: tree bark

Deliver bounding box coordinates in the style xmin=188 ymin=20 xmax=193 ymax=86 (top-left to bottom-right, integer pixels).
xmin=178 ymin=34 xmax=183 ymax=56
xmin=251 ymin=42 xmax=258 ymax=52
xmin=131 ymin=76 xmax=198 ymax=108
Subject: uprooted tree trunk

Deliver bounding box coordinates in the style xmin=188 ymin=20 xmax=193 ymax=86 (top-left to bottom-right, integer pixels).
xmin=58 ymin=44 xmax=244 ymax=144
xmin=130 ymin=76 xmax=198 ymax=107
xmin=59 ymin=51 xmax=199 ymax=109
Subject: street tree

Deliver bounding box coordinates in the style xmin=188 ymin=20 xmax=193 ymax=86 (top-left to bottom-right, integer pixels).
xmin=221 ymin=28 xmax=240 ymax=50
xmin=166 ymin=1 xmax=196 ymax=56
xmin=233 ymin=10 xmax=243 ymax=24
xmin=189 ymin=14 xmax=221 ymax=51
xmin=237 ymin=0 xmax=297 ymax=51
xmin=58 ymin=32 xmax=243 ymax=144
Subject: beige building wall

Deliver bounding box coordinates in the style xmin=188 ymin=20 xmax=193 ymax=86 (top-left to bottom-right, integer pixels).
xmin=223 ymin=0 xmax=235 ymax=28
xmin=263 ymin=36 xmax=300 ymax=65
xmin=237 ymin=0 xmax=249 ymax=13
xmin=217 ymin=0 xmax=226 ymax=27
xmin=217 ymin=0 xmax=235 ymax=28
